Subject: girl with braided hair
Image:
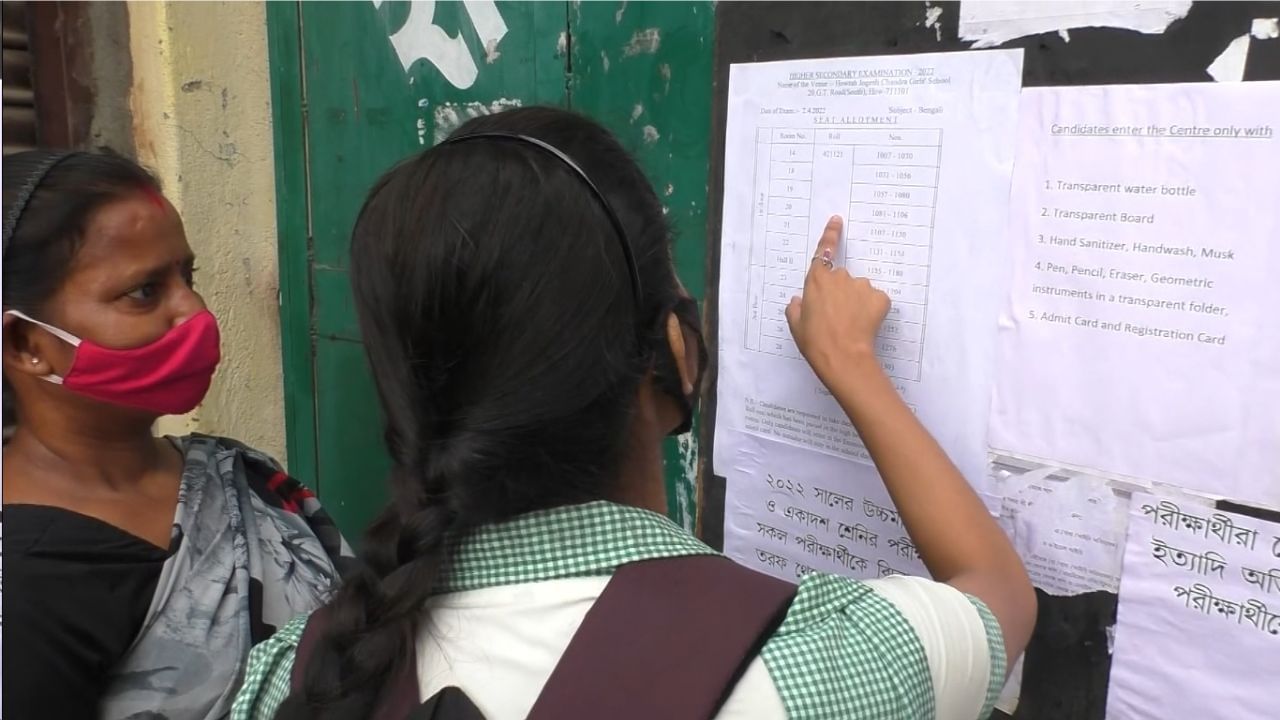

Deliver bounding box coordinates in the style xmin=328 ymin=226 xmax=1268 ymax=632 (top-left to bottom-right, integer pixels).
xmin=2 ymin=150 xmax=353 ymax=719
xmin=235 ymin=107 xmax=1034 ymax=720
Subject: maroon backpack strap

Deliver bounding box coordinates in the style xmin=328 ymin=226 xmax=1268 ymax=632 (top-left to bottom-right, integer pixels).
xmin=291 ymin=606 xmax=422 ymax=720
xmin=527 ymin=554 xmax=796 ymax=720
xmin=290 ymin=607 xmax=329 ymax=694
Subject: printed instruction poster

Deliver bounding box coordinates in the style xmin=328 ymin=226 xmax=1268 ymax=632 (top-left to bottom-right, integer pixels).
xmin=988 ymin=82 xmax=1280 ymax=507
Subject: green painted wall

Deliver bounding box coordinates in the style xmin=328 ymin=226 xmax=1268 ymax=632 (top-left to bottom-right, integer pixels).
xmin=267 ymin=0 xmax=714 ymax=539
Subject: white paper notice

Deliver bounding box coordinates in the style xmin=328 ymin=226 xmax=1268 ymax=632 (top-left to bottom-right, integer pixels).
xmin=714 ymin=49 xmax=1024 ymax=512
xmin=998 ymin=468 xmax=1129 ymax=595
xmin=989 ymin=83 xmax=1280 ymax=507
xmin=1108 ymin=494 xmax=1280 ymax=720
xmin=723 ymin=435 xmax=928 ymax=584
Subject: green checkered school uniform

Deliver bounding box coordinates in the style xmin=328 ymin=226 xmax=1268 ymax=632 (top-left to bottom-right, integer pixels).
xmin=232 ymin=501 xmax=1004 ymax=719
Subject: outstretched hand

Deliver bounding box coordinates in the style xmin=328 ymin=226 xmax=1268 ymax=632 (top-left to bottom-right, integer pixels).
xmin=785 ymin=216 xmax=891 ymax=385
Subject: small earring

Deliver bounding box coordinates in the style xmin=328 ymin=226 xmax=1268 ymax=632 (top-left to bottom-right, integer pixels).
xmin=31 ymin=358 xmax=40 ymax=364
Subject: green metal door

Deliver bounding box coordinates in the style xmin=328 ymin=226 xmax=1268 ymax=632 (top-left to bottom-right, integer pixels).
xmin=266 ymin=0 xmax=713 ymax=539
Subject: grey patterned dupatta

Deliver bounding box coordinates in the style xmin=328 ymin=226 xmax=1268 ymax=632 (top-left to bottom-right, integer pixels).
xmin=100 ymin=434 xmax=355 ymax=720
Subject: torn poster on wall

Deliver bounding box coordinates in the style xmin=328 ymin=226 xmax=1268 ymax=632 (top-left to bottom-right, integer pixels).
xmin=957 ymin=1 xmax=1192 ymax=48
xmin=995 ymin=466 xmax=1128 ymax=596
xmin=990 ymin=464 xmax=1128 ymax=716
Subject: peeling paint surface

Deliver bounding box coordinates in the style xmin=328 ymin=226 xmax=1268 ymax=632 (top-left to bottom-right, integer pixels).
xmin=432 ymin=98 xmax=523 ymax=144
xmin=622 ymin=27 xmax=662 ymax=57
xmin=958 ymin=1 xmax=1191 ymax=48
xmin=674 ymin=432 xmax=699 ymax=532
xmin=1253 ymin=18 xmax=1280 ymax=40
xmin=415 ymin=97 xmax=431 ymax=145
xmin=546 ymin=1 xmax=714 ymax=528
xmin=484 ymin=38 xmax=502 ymax=64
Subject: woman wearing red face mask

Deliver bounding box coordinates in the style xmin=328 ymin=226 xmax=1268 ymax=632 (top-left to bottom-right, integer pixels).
xmin=1 ymin=150 xmax=354 ymax=720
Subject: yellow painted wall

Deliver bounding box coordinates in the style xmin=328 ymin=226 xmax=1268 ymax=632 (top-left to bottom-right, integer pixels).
xmin=129 ymin=1 xmax=288 ymax=462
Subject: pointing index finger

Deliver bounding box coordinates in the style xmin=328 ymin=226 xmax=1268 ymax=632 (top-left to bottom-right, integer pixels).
xmin=807 ymin=215 xmax=844 ymax=286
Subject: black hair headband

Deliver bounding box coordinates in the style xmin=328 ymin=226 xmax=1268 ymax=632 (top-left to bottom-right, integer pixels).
xmin=2 ymin=151 xmax=74 ymax=258
xmin=436 ymin=132 xmax=643 ymax=305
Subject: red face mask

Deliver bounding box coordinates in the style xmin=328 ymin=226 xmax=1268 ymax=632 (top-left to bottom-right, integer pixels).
xmin=6 ymin=309 xmax=222 ymax=416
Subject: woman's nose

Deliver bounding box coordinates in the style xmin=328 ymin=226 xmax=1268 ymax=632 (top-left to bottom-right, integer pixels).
xmin=171 ymin=284 xmax=209 ymax=327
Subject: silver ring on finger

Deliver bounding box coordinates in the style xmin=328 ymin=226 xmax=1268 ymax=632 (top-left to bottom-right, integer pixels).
xmin=812 ymin=253 xmax=835 ymax=271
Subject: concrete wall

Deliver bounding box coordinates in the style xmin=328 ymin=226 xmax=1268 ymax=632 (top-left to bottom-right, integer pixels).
xmin=128 ymin=2 xmax=287 ymax=462
xmin=84 ymin=1 xmax=137 ymax=154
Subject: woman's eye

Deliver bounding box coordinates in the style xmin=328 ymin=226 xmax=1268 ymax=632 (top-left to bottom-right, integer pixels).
xmin=126 ymin=283 xmax=159 ymax=301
